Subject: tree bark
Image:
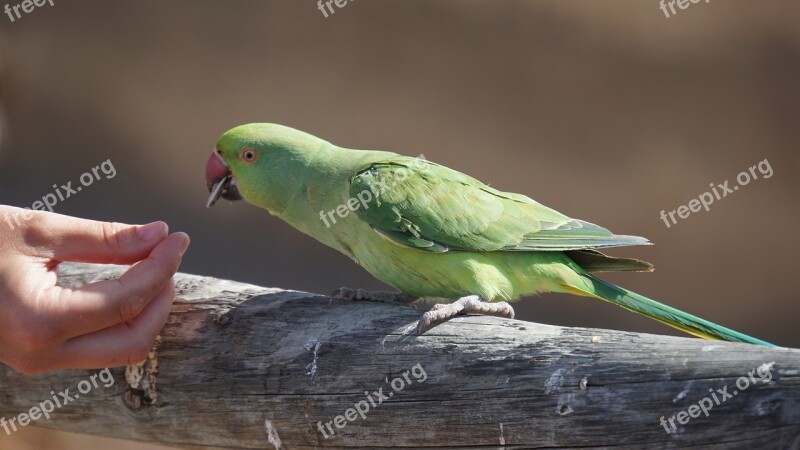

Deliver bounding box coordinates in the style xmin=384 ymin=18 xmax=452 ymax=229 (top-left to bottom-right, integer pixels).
xmin=0 ymin=263 xmax=798 ymax=449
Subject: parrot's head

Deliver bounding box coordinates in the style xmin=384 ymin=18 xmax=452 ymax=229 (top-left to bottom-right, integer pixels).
xmin=206 ymin=123 xmax=326 ymax=212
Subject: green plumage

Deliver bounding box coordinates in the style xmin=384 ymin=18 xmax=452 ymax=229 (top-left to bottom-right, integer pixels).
xmin=213 ymin=123 xmax=773 ymax=346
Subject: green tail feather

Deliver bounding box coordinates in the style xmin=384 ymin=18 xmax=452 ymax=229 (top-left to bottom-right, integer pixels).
xmin=582 ymin=273 xmax=775 ymax=347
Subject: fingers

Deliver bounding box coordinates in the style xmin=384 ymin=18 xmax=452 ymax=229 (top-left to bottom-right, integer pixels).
xmin=0 ymin=207 xmax=191 ymax=374
xmin=44 ymin=232 xmax=190 ymax=340
xmin=23 ymin=210 xmax=169 ymax=265
xmin=55 ymin=278 xmax=176 ymax=370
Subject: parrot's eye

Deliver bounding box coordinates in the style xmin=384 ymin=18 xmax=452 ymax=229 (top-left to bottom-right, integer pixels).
xmin=240 ymin=148 xmax=258 ymax=163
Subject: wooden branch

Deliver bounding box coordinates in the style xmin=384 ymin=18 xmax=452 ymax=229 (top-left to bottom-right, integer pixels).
xmin=1 ymin=263 xmax=798 ymax=449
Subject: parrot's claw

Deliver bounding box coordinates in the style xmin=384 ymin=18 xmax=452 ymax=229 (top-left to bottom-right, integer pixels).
xmin=416 ymin=295 xmax=515 ymax=335
xmin=330 ymin=287 xmax=417 ymax=305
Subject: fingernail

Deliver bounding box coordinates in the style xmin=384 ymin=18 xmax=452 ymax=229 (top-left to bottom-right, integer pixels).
xmin=137 ymin=222 xmax=167 ymax=242
xmin=177 ymin=233 xmax=191 ymax=256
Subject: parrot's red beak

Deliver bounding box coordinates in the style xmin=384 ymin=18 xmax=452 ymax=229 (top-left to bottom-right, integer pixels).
xmin=205 ymin=151 xmax=242 ymax=208
xmin=205 ymin=151 xmax=230 ymax=189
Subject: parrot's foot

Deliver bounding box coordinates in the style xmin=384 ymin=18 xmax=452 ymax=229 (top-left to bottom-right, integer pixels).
xmin=331 ymin=287 xmax=417 ymax=306
xmin=416 ymin=295 xmax=515 ymax=335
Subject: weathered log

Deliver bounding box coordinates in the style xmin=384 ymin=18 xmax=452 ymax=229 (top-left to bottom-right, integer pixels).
xmin=0 ymin=263 xmax=798 ymax=449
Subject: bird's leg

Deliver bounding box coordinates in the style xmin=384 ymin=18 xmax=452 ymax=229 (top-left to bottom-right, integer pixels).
xmin=416 ymin=295 xmax=515 ymax=335
xmin=330 ymin=287 xmax=417 ymax=306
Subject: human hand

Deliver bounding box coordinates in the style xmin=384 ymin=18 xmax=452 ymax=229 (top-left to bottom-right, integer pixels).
xmin=0 ymin=205 xmax=190 ymax=374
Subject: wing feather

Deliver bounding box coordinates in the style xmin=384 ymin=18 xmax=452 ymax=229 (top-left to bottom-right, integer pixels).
xmin=349 ymin=159 xmax=650 ymax=253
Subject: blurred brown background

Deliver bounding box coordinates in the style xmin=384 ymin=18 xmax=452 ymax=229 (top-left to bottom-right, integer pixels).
xmin=0 ymin=1 xmax=798 ymax=448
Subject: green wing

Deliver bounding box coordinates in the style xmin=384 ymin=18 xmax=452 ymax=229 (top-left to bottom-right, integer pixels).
xmin=349 ymin=158 xmax=650 ymax=253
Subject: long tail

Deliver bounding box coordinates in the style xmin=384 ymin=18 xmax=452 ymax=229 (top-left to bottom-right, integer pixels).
xmin=580 ymin=273 xmax=774 ymax=347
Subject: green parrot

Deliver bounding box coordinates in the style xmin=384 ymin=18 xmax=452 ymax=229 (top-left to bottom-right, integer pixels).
xmin=205 ymin=123 xmax=773 ymax=346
